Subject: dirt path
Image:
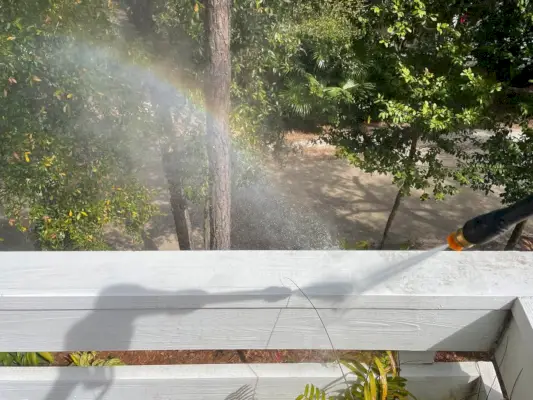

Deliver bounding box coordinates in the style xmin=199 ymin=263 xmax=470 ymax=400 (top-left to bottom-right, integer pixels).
xmin=230 ymin=132 xmax=532 ymax=250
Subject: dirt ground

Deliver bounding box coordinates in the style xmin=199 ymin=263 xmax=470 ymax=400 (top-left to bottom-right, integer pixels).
xmin=52 ymin=349 xmax=489 ymax=366
xmin=139 ymin=131 xmax=533 ymax=251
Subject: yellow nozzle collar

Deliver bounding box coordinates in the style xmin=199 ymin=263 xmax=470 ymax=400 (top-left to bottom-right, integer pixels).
xmin=447 ymin=228 xmax=473 ymax=251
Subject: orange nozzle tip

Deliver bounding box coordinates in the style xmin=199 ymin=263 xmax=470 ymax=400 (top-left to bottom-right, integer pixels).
xmin=447 ymin=232 xmax=464 ymax=251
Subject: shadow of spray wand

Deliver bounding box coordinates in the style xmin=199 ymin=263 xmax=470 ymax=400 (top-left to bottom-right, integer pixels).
xmin=447 ymin=193 xmax=533 ymax=250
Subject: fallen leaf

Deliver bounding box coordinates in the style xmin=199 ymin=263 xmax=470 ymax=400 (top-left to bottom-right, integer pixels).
xmin=7 ymin=36 xmax=16 ymax=41
xmin=68 ymin=210 xmax=73 ymax=217
xmin=3 ymin=89 xmax=7 ymax=97
xmin=8 ymin=219 xmax=15 ymax=227
xmin=24 ymin=152 xmax=30 ymax=162
xmin=44 ymin=15 xmax=52 ymax=24
xmin=12 ymin=152 xmax=20 ymax=161
xmin=8 ymin=77 xmax=17 ymax=85
xmin=32 ymin=76 xmax=42 ymax=82
xmin=67 ymin=93 xmax=73 ymax=99
xmin=194 ymin=3 xmax=199 ymax=12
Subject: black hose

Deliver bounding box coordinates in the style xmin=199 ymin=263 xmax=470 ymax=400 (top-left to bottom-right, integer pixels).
xmin=462 ymin=193 xmax=533 ymax=245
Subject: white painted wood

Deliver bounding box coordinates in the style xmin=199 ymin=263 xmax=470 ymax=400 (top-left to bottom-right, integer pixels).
xmin=476 ymin=362 xmax=504 ymax=400
xmin=399 ymin=351 xmax=435 ymax=364
xmin=0 ymin=362 xmax=486 ymax=400
xmin=0 ymin=251 xmax=524 ymax=352
xmin=1 ymin=251 xmax=533 ymax=310
xmin=512 ymin=297 xmax=533 ymax=348
xmin=494 ymin=298 xmax=533 ymax=400
xmin=0 ymin=308 xmax=505 ymax=352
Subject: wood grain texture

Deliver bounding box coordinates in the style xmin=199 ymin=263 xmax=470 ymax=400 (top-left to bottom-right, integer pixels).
xmin=0 ymin=308 xmax=505 ymax=352
xmin=0 ymin=251 xmax=524 ymax=352
xmin=0 ymin=362 xmax=490 ymax=400
xmin=1 ymin=251 xmax=533 ymax=310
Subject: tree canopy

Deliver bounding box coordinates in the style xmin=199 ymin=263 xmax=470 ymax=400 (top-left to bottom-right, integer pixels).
xmin=1 ymin=0 xmax=532 ymax=250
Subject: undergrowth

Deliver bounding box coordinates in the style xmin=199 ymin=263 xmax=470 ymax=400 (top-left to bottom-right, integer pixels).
xmin=296 ymin=351 xmax=416 ymax=400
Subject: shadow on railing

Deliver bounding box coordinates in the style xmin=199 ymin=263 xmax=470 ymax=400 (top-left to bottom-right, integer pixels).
xmin=224 ymin=385 xmax=256 ymax=400
xmin=42 ymin=281 xmax=347 ymax=400
xmin=41 ymin=249 xmax=467 ymax=400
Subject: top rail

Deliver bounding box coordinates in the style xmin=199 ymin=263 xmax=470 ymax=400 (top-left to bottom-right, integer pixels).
xmin=1 ymin=251 xmax=532 ymax=352
xmin=1 ymin=251 xmax=533 ymax=310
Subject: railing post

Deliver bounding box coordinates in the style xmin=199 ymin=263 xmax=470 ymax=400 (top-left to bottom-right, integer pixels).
xmin=476 ymin=361 xmax=503 ymax=400
xmin=495 ymin=297 xmax=533 ymax=400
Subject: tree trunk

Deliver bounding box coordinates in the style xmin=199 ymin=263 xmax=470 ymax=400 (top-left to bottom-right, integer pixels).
xmin=505 ymin=220 xmax=527 ymax=250
xmin=203 ymin=196 xmax=211 ymax=250
xmin=379 ymin=188 xmax=403 ymax=250
xmin=123 ymin=0 xmax=192 ymax=250
xmin=157 ymin=106 xmax=193 ymax=251
xmin=204 ymin=0 xmax=231 ymax=249
xmin=166 ymin=176 xmax=193 ymax=250
xmin=379 ymin=132 xmax=419 ymax=249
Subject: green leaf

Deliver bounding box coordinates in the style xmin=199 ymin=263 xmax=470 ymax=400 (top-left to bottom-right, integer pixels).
xmin=368 ymin=372 xmax=377 ymax=400
xmin=38 ymin=352 xmax=54 ymax=364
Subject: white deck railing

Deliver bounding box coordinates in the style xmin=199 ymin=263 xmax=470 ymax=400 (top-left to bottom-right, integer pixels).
xmin=0 ymin=251 xmax=532 ymax=399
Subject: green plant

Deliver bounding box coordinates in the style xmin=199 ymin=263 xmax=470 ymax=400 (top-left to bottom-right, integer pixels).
xmin=0 ymin=352 xmax=54 ymax=366
xmin=339 ymin=239 xmax=372 ymax=250
xmin=68 ymin=351 xmax=125 ymax=367
xmin=296 ymin=351 xmax=415 ymax=400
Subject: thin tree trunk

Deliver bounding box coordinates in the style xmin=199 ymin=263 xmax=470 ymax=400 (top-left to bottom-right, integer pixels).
xmin=379 ymin=132 xmax=419 ymax=249
xmin=379 ymin=188 xmax=404 ymax=249
xmin=204 ymin=0 xmax=231 ymax=249
xmin=124 ymin=0 xmax=192 ymax=250
xmin=203 ymin=196 xmax=211 ymax=250
xmin=158 ymin=115 xmax=193 ymax=251
xmin=505 ymin=220 xmax=527 ymax=250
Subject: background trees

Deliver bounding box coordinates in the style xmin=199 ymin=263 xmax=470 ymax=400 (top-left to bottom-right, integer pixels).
xmin=324 ymin=0 xmax=502 ymax=248
xmin=1 ymin=0 xmax=532 ymax=250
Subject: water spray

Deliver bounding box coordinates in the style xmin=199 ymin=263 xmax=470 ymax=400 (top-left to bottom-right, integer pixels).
xmin=447 ymin=193 xmax=533 ymax=250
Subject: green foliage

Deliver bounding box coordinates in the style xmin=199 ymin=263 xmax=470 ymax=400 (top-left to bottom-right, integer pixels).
xmin=0 ymin=352 xmax=54 ymax=366
xmin=339 ymin=239 xmax=372 ymax=250
xmin=2 ymin=0 xmax=532 ymax=252
xmin=326 ymin=0 xmax=501 ymax=202
xmin=296 ymin=352 xmax=415 ymax=400
xmin=69 ymin=351 xmax=125 ymax=367
xmin=452 ymin=0 xmax=533 ymax=211
xmin=459 ymin=126 xmax=533 ymax=205
xmin=0 ymin=0 xmax=157 ymax=249
xmin=297 ymin=384 xmax=328 ymax=400
xmin=275 ymin=0 xmax=373 ymax=128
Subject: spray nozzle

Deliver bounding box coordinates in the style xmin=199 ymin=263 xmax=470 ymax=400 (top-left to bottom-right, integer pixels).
xmin=447 ymin=229 xmax=472 ymax=251
xmin=447 ymin=194 xmax=533 ymax=251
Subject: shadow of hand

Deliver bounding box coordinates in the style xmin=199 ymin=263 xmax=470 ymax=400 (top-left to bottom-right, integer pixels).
xmin=259 ymin=286 xmax=292 ymax=302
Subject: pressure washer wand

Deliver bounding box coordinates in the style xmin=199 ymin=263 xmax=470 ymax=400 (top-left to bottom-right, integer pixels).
xmin=447 ymin=193 xmax=533 ymax=250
